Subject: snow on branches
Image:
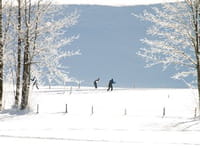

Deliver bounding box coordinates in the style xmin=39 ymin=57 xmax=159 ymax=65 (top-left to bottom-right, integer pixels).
xmin=3 ymin=1 xmax=80 ymax=86
xmin=133 ymin=1 xmax=198 ymax=82
xmin=31 ymin=5 xmax=81 ymax=85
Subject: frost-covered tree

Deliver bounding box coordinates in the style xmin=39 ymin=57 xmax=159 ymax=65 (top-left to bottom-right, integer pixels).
xmin=134 ymin=0 xmax=200 ymax=112
xmin=0 ymin=0 xmax=3 ymax=110
xmin=15 ymin=0 xmax=22 ymax=107
xmin=2 ymin=1 xmax=80 ymax=110
xmin=19 ymin=2 xmax=80 ymax=110
xmin=30 ymin=6 xmax=80 ymax=87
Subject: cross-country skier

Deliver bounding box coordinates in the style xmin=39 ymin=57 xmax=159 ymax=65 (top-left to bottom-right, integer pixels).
xmin=31 ymin=76 xmax=39 ymax=89
xmin=93 ymin=78 xmax=100 ymax=89
xmin=107 ymin=78 xmax=115 ymax=91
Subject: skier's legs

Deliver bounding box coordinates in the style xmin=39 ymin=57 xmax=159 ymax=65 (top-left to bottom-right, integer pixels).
xmin=33 ymin=80 xmax=36 ymax=87
xmin=36 ymin=83 xmax=39 ymax=89
xmin=107 ymin=83 xmax=112 ymax=91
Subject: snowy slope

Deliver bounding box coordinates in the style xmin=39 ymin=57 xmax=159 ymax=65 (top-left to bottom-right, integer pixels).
xmin=30 ymin=86 xmax=197 ymax=118
xmin=60 ymin=4 xmax=186 ymax=88
xmin=0 ymin=87 xmax=200 ymax=155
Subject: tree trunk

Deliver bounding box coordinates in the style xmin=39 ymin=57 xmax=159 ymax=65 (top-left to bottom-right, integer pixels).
xmin=21 ymin=31 xmax=31 ymax=110
xmin=194 ymin=3 xmax=200 ymax=114
xmin=0 ymin=0 xmax=3 ymax=110
xmin=197 ymin=65 xmax=200 ymax=112
xmin=15 ymin=0 xmax=22 ymax=107
xmin=21 ymin=0 xmax=31 ymax=110
xmin=21 ymin=47 xmax=30 ymax=110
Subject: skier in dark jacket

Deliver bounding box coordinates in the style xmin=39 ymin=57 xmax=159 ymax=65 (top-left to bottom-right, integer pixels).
xmin=93 ymin=78 xmax=100 ymax=89
xmin=107 ymin=78 xmax=115 ymax=91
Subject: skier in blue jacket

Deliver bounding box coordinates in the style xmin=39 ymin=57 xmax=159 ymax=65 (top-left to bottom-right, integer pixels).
xmin=107 ymin=78 xmax=115 ymax=91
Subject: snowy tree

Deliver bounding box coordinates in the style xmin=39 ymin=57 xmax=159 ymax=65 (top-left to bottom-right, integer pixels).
xmin=30 ymin=6 xmax=80 ymax=87
xmin=2 ymin=2 xmax=20 ymax=109
xmin=15 ymin=0 xmax=22 ymax=107
xmin=134 ymin=0 xmax=200 ymax=112
xmin=19 ymin=2 xmax=80 ymax=110
xmin=2 ymin=1 xmax=80 ymax=110
xmin=0 ymin=0 xmax=3 ymax=110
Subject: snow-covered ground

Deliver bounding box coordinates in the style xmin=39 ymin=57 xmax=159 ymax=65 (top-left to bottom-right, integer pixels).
xmin=1 ymin=86 xmax=200 ymax=155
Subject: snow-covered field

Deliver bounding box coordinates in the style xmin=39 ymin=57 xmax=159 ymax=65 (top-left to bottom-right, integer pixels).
xmin=1 ymin=86 xmax=200 ymax=155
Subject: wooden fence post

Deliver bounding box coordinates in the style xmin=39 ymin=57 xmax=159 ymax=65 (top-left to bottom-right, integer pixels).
xmin=91 ymin=105 xmax=94 ymax=115
xmin=65 ymin=104 xmax=68 ymax=113
xmin=124 ymin=108 xmax=127 ymax=116
xmin=162 ymin=107 xmax=165 ymax=118
xmin=194 ymin=107 xmax=197 ymax=118
xmin=69 ymin=87 xmax=72 ymax=95
xmin=37 ymin=104 xmax=39 ymax=114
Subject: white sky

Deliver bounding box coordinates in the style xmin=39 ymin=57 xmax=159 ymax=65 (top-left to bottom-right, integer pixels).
xmin=52 ymin=0 xmax=180 ymax=6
